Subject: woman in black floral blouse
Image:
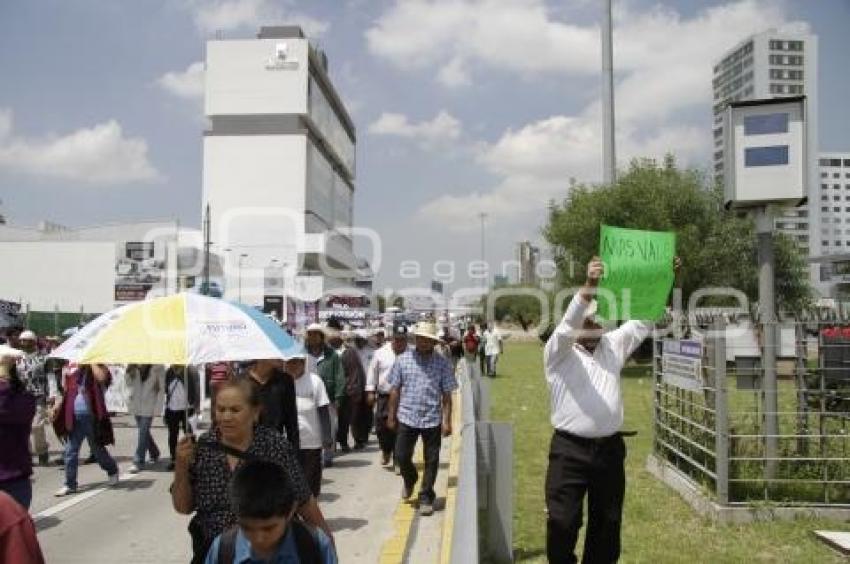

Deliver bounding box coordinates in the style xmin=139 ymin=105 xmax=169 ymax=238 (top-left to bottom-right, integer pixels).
xmin=170 ymin=378 xmax=332 ymax=564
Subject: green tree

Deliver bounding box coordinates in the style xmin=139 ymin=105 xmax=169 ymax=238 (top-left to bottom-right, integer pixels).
xmin=544 ymin=157 xmax=812 ymax=313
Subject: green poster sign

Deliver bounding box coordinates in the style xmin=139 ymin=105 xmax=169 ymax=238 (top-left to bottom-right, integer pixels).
xmin=597 ymin=225 xmax=676 ymax=321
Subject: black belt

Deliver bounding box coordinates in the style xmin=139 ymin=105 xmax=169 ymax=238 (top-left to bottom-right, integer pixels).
xmin=554 ymin=429 xmax=637 ymax=445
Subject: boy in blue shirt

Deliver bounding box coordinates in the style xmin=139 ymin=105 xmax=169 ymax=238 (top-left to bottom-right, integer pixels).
xmin=205 ymin=460 xmax=337 ymax=564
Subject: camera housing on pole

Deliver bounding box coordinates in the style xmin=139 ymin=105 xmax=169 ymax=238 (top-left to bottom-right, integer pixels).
xmin=724 ymin=95 xmax=808 ymax=209
xmin=723 ymin=95 xmax=809 ymax=480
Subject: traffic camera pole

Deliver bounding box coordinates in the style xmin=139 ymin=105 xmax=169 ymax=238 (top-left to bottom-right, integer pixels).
xmin=756 ymin=207 xmax=778 ymax=480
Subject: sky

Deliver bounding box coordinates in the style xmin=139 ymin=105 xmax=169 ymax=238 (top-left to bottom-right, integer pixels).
xmin=1 ymin=0 xmax=848 ymax=297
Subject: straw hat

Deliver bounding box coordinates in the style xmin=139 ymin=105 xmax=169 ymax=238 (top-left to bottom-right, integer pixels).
xmin=0 ymin=344 xmax=25 ymax=364
xmin=412 ymin=321 xmax=443 ymax=342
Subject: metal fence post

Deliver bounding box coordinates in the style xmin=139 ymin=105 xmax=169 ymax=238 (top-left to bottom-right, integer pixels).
xmin=714 ymin=319 xmax=729 ymax=505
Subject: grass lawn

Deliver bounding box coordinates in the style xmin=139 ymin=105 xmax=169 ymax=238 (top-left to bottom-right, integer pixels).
xmin=490 ymin=341 xmax=848 ymax=563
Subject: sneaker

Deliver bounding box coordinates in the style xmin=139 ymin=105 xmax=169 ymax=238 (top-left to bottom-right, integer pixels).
xmin=353 ymin=442 xmax=366 ymax=451
xmin=380 ymin=452 xmax=391 ymax=466
xmin=128 ymin=464 xmax=141 ymax=474
xmin=54 ymin=486 xmax=77 ymax=497
xmin=394 ymin=464 xmax=401 ymax=476
xmin=401 ymin=483 xmax=414 ymax=501
xmin=167 ymin=462 xmax=176 ymax=471
xmin=419 ymin=502 xmax=434 ymax=516
xmin=339 ymin=444 xmax=351 ymax=453
xmin=107 ymin=474 xmax=119 ymax=487
xmin=38 ymin=453 xmax=50 ymax=467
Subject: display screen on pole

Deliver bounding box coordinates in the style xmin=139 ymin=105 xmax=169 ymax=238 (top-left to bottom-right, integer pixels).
xmin=744 ymin=145 xmax=789 ymax=167
xmin=744 ymin=113 xmax=789 ymax=135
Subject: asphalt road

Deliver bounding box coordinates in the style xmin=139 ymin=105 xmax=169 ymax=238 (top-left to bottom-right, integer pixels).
xmin=29 ymin=414 xmax=414 ymax=563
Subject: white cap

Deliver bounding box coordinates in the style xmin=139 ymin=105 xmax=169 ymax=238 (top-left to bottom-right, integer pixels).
xmin=19 ymin=330 xmax=37 ymax=341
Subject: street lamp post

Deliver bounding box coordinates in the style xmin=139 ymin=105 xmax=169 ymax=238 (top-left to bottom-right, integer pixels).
xmin=238 ymin=253 xmax=248 ymax=304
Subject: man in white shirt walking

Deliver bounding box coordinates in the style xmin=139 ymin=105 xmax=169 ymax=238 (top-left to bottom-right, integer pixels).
xmin=544 ymin=255 xmax=680 ymax=563
xmin=366 ymin=325 xmax=410 ymax=467
xmin=482 ymin=324 xmax=503 ymax=377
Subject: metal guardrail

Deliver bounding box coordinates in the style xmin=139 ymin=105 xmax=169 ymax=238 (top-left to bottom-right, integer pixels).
xmin=446 ymin=360 xmax=513 ymax=563
xmin=449 ymin=376 xmax=479 ymax=564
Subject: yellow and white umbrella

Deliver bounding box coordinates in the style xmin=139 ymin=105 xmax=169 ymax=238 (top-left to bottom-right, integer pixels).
xmin=50 ymin=293 xmax=297 ymax=365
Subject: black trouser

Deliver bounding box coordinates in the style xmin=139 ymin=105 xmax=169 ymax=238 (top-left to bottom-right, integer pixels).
xmin=545 ymin=430 xmax=626 ymax=564
xmin=297 ymin=448 xmax=323 ymax=497
xmin=375 ymin=393 xmax=397 ymax=457
xmin=336 ymin=398 xmax=353 ymax=448
xmin=351 ymin=395 xmax=372 ymax=446
xmin=395 ymin=423 xmax=442 ymax=504
xmin=163 ymin=408 xmax=189 ymax=461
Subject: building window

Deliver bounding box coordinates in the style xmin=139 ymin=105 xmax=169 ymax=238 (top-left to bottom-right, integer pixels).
xmin=744 ymin=113 xmax=788 ymax=135
xmin=844 ymin=159 xmax=850 ymax=167
xmin=822 ymin=184 xmax=828 ymax=190
xmin=835 ymin=184 xmax=841 ymax=189
xmin=823 ymin=241 xmax=830 ymax=247
xmin=822 ymin=206 xmax=830 ymax=211
xmin=770 ymin=84 xmax=785 ymax=94
xmin=835 ymin=207 xmax=841 ymax=212
xmin=744 ymin=145 xmax=789 ymax=167
xmin=822 ymin=196 xmax=829 ymax=201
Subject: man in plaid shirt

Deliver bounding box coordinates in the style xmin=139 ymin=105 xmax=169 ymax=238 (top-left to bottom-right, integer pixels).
xmin=15 ymin=331 xmax=50 ymax=466
xmin=387 ymin=321 xmax=458 ymax=516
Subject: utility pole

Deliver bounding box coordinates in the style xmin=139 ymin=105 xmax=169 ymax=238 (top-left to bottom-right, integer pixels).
xmin=203 ymin=204 xmax=211 ymax=296
xmin=479 ymin=212 xmax=488 ymax=294
xmin=602 ymin=0 xmax=617 ymax=185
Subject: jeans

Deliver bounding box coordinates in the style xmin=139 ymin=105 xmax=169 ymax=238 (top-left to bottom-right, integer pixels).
xmin=486 ymin=354 xmax=498 ymax=377
xmin=545 ymin=431 xmax=626 ymax=564
xmin=133 ymin=415 xmax=161 ymax=466
xmin=64 ymin=414 xmax=118 ymax=489
xmin=395 ymin=423 xmax=442 ymax=504
xmin=0 ymin=477 xmax=32 ymax=510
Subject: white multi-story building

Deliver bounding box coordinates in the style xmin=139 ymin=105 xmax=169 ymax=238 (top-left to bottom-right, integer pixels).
xmin=203 ymin=26 xmax=358 ymax=309
xmin=712 ymin=28 xmax=820 ymax=290
xmin=815 ymin=153 xmax=850 ymax=297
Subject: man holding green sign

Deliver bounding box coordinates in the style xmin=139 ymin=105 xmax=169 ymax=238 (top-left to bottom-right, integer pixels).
xmin=543 ymin=226 xmax=680 ymax=564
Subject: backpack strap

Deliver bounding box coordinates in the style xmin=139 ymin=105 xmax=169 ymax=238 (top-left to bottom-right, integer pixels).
xmin=291 ymin=520 xmax=322 ymax=564
xmin=217 ymin=527 xmax=239 ymax=564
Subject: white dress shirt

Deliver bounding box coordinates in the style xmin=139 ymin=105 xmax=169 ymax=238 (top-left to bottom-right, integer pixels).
xmin=543 ymin=295 xmax=651 ymax=438
xmin=366 ymin=342 xmax=407 ymax=394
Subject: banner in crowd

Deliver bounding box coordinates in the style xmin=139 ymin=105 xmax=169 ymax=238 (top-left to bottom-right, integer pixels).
xmin=597 ymin=225 xmax=676 ymax=321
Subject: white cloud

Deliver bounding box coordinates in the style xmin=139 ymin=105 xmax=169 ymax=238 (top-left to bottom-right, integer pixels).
xmin=396 ymin=0 xmax=807 ymax=231
xmin=0 ymin=109 xmax=160 ymax=185
xmin=437 ymin=57 xmax=471 ymax=89
xmin=188 ymin=0 xmax=329 ymax=37
xmin=157 ymin=61 xmax=205 ymax=101
xmin=369 ymin=111 xmax=462 ymax=147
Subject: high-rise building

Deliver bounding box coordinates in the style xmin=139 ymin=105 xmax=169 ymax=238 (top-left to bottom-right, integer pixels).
xmin=516 ymin=241 xmax=540 ymax=286
xmin=815 ymin=153 xmax=850 ymax=296
xmin=203 ymin=26 xmax=358 ymax=307
xmin=712 ymin=29 xmax=819 ymax=288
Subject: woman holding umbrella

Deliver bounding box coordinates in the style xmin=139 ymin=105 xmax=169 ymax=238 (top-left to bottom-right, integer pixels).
xmin=170 ymin=377 xmax=333 ymax=563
